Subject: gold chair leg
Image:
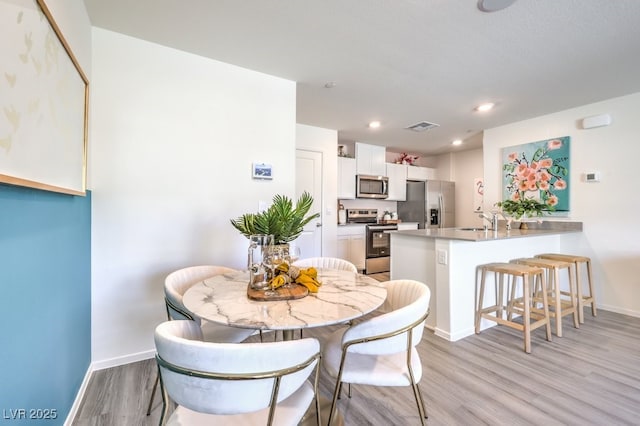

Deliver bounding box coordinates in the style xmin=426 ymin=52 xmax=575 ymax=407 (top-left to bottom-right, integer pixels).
xmin=411 ymin=383 xmax=428 ymax=425
xmin=328 ymin=380 xmax=342 ymax=425
xmin=146 ymin=372 xmax=159 ymax=415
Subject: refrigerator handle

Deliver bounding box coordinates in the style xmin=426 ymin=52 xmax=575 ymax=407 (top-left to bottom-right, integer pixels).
xmin=438 ymin=194 xmax=444 ymax=228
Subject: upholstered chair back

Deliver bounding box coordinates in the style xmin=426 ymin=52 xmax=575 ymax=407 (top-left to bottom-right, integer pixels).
xmin=293 ymin=257 xmax=358 ymax=273
xmin=164 ymin=265 xmax=236 ymax=321
xmin=342 ymin=279 xmax=430 ymax=355
xmin=154 ymin=320 xmax=320 ymax=415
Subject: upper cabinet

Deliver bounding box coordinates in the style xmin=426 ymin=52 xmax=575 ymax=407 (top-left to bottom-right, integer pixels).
xmin=337 ymin=157 xmax=357 ymax=199
xmin=386 ymin=163 xmax=407 ymax=201
xmin=406 ymin=166 xmax=436 ymax=181
xmin=355 ymin=142 xmax=386 ymax=176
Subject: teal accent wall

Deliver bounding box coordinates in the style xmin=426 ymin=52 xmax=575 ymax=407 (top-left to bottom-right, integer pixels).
xmin=0 ymin=185 xmax=91 ymax=425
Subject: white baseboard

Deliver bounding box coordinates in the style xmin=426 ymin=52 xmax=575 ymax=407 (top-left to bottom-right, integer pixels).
xmin=64 ymin=349 xmax=156 ymax=425
xmin=597 ymin=304 xmax=640 ymax=318
xmin=92 ymin=348 xmax=156 ymax=371
xmin=64 ymin=364 xmax=93 ymax=426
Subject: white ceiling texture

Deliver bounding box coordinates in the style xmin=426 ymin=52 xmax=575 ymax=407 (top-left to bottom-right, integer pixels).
xmin=83 ymin=0 xmax=640 ymax=155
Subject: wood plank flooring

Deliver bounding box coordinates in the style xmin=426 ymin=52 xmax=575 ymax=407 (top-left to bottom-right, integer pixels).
xmin=73 ymin=309 xmax=640 ymax=425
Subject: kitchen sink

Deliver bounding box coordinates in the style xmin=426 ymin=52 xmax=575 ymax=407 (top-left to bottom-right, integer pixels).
xmin=456 ymin=227 xmax=488 ymax=231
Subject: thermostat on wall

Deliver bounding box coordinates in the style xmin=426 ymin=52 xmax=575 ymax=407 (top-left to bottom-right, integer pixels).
xmin=585 ymin=171 xmax=601 ymax=182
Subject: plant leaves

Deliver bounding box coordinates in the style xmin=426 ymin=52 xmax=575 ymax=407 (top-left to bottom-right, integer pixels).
xmin=230 ymin=191 xmax=320 ymax=243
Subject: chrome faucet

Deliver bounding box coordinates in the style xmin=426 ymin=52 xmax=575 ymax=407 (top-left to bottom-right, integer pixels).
xmin=479 ymin=212 xmax=497 ymax=230
xmin=479 ymin=211 xmax=511 ymax=231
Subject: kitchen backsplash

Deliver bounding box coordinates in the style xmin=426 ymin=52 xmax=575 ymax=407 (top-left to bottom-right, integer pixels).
xmin=339 ymin=198 xmax=398 ymax=219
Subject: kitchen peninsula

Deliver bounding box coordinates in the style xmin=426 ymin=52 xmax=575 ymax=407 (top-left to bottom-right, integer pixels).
xmin=390 ymin=223 xmax=583 ymax=341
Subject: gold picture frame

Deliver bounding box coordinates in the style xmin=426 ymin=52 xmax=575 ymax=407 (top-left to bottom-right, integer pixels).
xmin=0 ymin=0 xmax=89 ymax=196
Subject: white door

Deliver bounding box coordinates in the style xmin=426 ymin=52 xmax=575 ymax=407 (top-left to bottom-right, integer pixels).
xmin=295 ymin=150 xmax=323 ymax=258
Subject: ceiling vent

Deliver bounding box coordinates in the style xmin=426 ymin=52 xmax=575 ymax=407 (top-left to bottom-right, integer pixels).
xmin=405 ymin=121 xmax=440 ymax=132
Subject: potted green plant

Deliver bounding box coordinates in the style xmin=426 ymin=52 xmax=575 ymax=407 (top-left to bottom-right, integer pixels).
xmin=495 ymin=197 xmax=554 ymax=229
xmin=230 ymin=191 xmax=320 ymax=245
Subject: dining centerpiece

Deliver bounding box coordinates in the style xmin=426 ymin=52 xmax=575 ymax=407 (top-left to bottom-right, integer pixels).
xmin=231 ymin=192 xmax=320 ymax=294
xmin=231 ymin=191 xmax=319 ymax=246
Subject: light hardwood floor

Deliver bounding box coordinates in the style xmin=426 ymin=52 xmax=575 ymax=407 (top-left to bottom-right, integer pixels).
xmin=73 ymin=308 xmax=640 ymax=425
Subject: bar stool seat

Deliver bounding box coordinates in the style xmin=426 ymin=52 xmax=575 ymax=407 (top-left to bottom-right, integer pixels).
xmin=511 ymin=258 xmax=579 ymax=337
xmin=535 ymin=253 xmax=596 ymax=324
xmin=475 ymin=262 xmax=552 ymax=353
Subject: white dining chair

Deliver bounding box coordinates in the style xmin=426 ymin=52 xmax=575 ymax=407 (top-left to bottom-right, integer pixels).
xmin=147 ymin=265 xmax=256 ymax=416
xmin=322 ymin=279 xmax=431 ymax=425
xmin=154 ymin=320 xmax=321 ymax=426
xmin=292 ymin=257 xmax=358 ymax=273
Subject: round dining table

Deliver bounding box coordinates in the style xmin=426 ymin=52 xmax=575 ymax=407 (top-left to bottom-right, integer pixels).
xmin=182 ymin=268 xmax=387 ymax=340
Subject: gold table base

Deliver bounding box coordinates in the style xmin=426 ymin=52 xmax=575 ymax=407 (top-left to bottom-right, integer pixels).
xmin=301 ymin=395 xmax=344 ymax=426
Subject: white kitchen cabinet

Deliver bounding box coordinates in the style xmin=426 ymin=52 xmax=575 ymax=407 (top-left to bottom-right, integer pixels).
xmin=337 ymin=157 xmax=357 ymax=199
xmin=355 ymin=142 xmax=386 ymax=176
xmin=386 ymin=163 xmax=407 ymax=201
xmin=406 ymin=166 xmax=436 ymax=181
xmin=337 ymin=225 xmax=366 ymax=271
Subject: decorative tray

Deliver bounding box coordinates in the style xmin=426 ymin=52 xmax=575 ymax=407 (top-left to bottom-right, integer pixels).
xmin=379 ymin=219 xmax=402 ymax=224
xmin=247 ymin=284 xmax=308 ymax=301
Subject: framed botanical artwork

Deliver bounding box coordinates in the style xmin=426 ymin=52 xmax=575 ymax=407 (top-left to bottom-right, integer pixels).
xmin=501 ymin=136 xmax=570 ymax=214
xmin=0 ymin=0 xmax=89 ymax=195
xmin=252 ymin=163 xmax=273 ymax=180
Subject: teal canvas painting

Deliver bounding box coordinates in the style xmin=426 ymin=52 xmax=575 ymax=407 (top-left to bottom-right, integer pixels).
xmin=501 ymin=136 xmax=570 ymax=214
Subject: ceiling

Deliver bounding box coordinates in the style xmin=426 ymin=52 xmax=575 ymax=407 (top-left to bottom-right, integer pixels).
xmin=82 ymin=0 xmax=640 ymax=156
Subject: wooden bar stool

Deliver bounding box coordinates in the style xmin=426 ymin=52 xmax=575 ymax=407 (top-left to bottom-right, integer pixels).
xmin=536 ymin=253 xmax=596 ymax=324
xmin=475 ymin=263 xmax=552 ymax=353
xmin=511 ymin=258 xmax=579 ymax=337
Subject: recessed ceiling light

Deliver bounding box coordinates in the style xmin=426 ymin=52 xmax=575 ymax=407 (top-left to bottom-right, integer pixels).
xmin=452 ymin=139 xmax=463 ymax=146
xmin=477 ymin=0 xmax=517 ymax=13
xmin=324 ymin=81 xmax=337 ymax=88
xmin=368 ymin=121 xmax=381 ymax=129
xmin=475 ymin=102 xmax=495 ymax=112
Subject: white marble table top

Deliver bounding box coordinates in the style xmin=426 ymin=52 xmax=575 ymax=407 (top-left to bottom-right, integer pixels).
xmin=183 ymin=268 xmax=387 ymax=331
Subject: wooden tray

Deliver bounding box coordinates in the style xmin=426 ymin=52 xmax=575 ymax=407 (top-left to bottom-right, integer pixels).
xmin=379 ymin=219 xmax=402 ymax=224
xmin=247 ymin=283 xmax=308 ymax=301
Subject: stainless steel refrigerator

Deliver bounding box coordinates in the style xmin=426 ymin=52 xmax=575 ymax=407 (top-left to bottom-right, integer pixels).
xmin=397 ymin=180 xmax=455 ymax=229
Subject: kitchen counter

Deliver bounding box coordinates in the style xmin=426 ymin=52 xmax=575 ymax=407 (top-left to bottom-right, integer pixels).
xmin=391 ymin=225 xmax=581 ymax=242
xmin=390 ymin=221 xmax=583 ymax=342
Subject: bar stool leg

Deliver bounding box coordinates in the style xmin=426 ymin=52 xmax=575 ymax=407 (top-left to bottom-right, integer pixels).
xmin=523 ymin=274 xmax=531 ymax=354
xmin=475 ymin=267 xmax=486 ymax=334
xmin=551 ymin=267 xmax=563 ymax=337
xmin=587 ymin=259 xmax=597 ymax=317
xmin=568 ymin=266 xmax=580 ymax=329
xmin=540 ymin=272 xmax=552 ymax=342
xmin=497 ymin=272 xmax=505 ymax=320
xmin=574 ymin=262 xmax=585 ymax=324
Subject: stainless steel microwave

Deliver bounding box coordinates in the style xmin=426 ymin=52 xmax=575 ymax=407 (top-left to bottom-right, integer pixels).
xmin=356 ymin=174 xmax=389 ymax=199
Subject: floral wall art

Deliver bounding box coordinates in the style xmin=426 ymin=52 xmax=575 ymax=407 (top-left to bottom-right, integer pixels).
xmin=501 ymin=136 xmax=570 ymax=214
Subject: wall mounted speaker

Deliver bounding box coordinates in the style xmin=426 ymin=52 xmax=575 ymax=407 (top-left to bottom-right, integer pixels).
xmin=582 ymin=114 xmax=612 ymax=129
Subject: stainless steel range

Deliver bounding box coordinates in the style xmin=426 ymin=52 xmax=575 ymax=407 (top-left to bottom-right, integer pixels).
xmin=365 ymin=223 xmax=397 ymax=274
xmin=346 ymin=209 xmax=397 ymax=274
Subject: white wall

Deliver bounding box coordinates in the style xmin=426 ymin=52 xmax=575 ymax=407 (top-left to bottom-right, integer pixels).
xmin=296 ymin=124 xmax=338 ymax=257
xmin=447 ymin=148 xmax=484 ymax=227
xmin=483 ymin=92 xmax=640 ymax=317
xmin=90 ymin=28 xmax=296 ymax=365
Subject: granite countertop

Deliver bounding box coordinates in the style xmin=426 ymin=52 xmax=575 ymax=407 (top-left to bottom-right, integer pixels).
xmin=390 ymin=221 xmax=582 ymax=242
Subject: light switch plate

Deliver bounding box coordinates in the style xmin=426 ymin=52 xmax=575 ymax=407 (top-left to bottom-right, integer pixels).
xmin=437 ymin=249 xmax=448 ymax=265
